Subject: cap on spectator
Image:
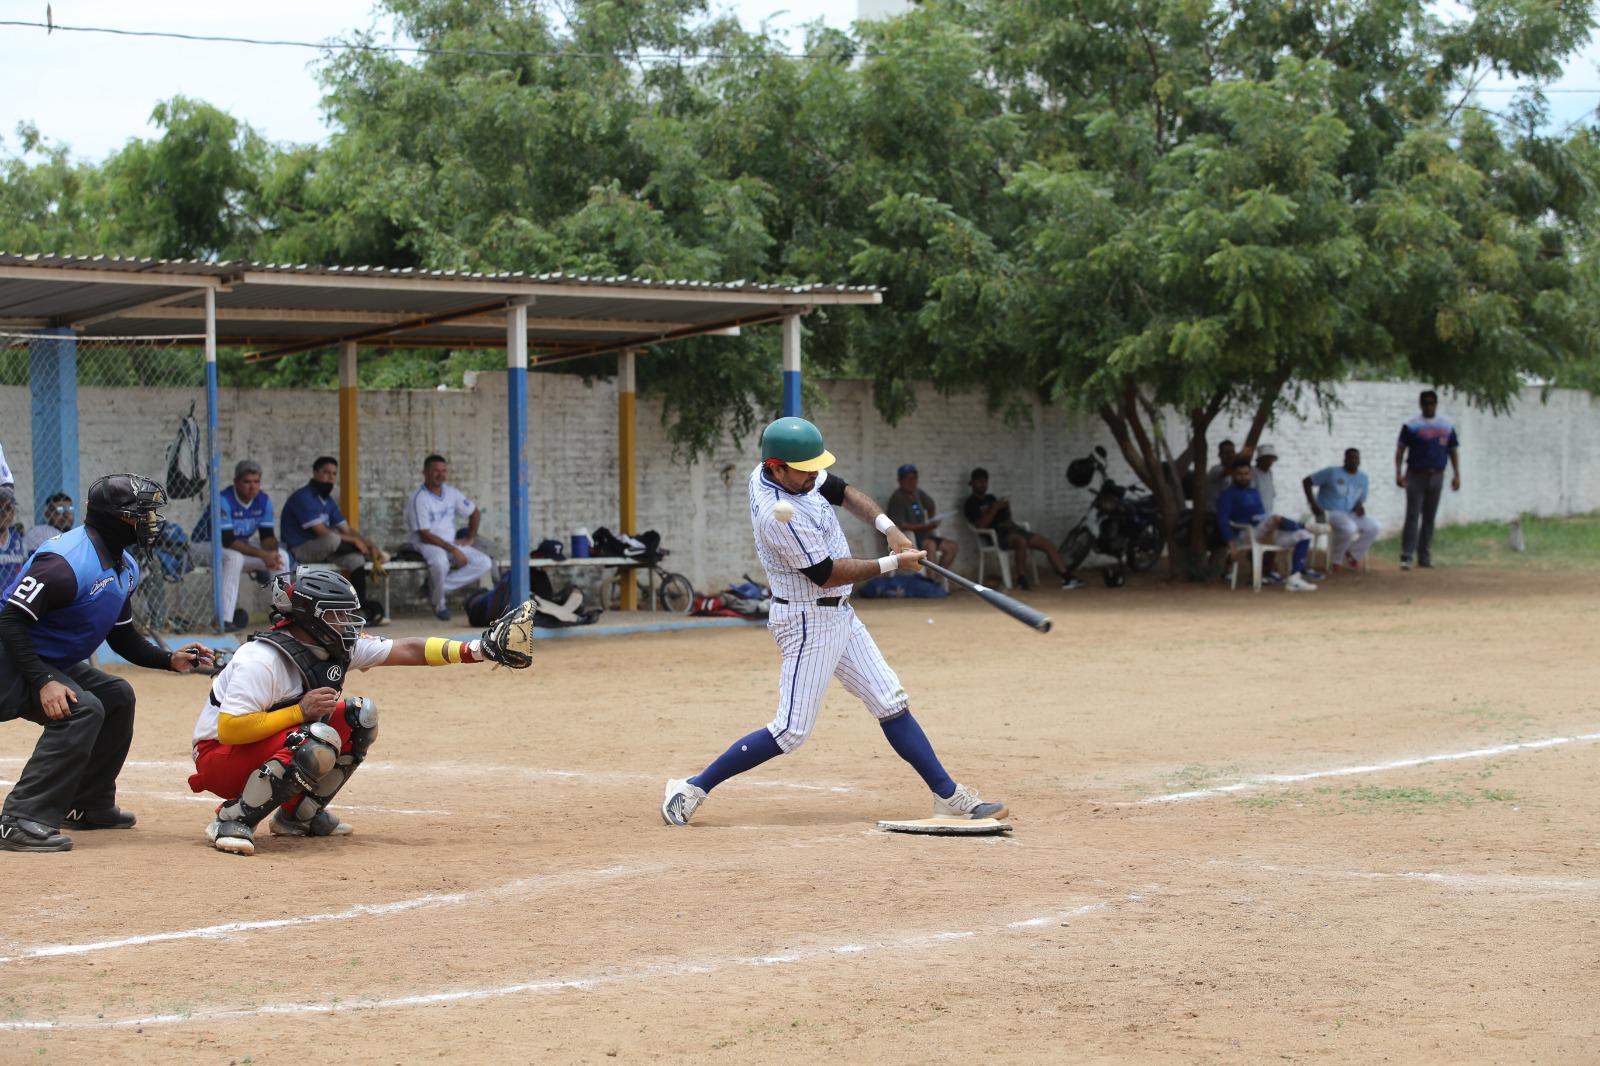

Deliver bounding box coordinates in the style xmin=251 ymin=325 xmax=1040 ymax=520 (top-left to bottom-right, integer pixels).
xmin=897 ymin=463 xmax=918 ymax=478
xmin=1257 ymin=444 xmax=1278 ymax=459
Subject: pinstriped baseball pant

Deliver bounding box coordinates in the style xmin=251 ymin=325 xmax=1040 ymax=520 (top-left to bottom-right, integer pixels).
xmin=766 ymin=601 xmax=908 ymax=753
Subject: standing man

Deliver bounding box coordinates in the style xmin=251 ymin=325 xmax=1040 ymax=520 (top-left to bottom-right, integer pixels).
xmin=0 ymin=474 xmax=213 ymax=852
xmin=191 ymin=460 xmax=291 ymax=631
xmin=1217 ymin=460 xmax=1319 ymax=592
xmin=405 ymin=454 xmax=491 ymax=621
xmin=1395 ymin=390 xmax=1461 ymax=570
xmin=964 ymin=468 xmax=1082 ymax=589
xmin=23 ymin=493 xmax=75 ymax=556
xmin=1303 ymin=448 xmax=1382 ymax=572
xmin=1252 ymin=444 xmax=1279 ymax=513
xmin=885 ymin=463 xmax=957 ymax=571
xmin=661 ymin=417 xmax=1008 ymax=826
xmin=0 ymin=440 xmax=12 ymax=488
xmin=0 ymin=489 xmax=26 ymax=591
xmin=279 ymin=457 xmax=385 ymax=620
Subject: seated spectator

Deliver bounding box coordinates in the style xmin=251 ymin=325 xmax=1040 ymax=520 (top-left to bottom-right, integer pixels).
xmin=23 ymin=492 xmax=74 ymax=555
xmin=1216 ymin=460 xmax=1319 ymax=592
xmin=0 ymin=488 xmax=25 ymax=590
xmin=885 ymin=464 xmax=957 ymax=571
xmin=405 ymin=454 xmax=492 ymax=621
xmin=1252 ymin=444 xmax=1279 ymax=513
xmin=191 ymin=460 xmax=292 ymax=631
xmin=1303 ymin=448 xmax=1381 ymax=572
xmin=963 ymin=468 xmax=1082 ymax=590
xmin=279 ymin=457 xmax=384 ymax=620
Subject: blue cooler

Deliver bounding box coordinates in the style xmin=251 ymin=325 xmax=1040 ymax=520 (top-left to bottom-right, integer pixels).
xmin=571 ymin=527 xmax=591 ymax=558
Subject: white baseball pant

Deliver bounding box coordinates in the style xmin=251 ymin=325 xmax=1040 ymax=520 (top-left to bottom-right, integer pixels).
xmin=766 ymin=601 xmax=908 ymax=753
xmin=189 ymin=544 xmax=292 ymax=622
xmin=1326 ymin=510 xmax=1381 ymax=563
xmin=412 ymin=542 xmax=492 ymax=610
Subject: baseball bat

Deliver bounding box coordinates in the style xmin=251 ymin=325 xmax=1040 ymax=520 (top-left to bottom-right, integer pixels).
xmin=920 ymin=560 xmax=1053 ymax=634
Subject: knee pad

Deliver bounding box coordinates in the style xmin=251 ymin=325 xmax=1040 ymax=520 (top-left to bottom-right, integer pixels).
xmin=288 ymin=724 xmax=341 ymax=791
xmin=340 ymin=697 xmax=378 ymax=764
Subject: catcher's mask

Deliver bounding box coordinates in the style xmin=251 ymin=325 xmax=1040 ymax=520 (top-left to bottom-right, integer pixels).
xmin=86 ymin=473 xmax=169 ymax=550
xmin=270 ymin=570 xmax=365 ymax=657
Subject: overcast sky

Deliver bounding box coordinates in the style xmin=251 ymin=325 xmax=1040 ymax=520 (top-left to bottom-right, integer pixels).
xmin=1 ymin=0 xmax=1596 ymax=162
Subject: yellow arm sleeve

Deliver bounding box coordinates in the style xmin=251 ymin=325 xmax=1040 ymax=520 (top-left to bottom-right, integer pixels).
xmin=217 ymin=705 xmax=306 ymax=746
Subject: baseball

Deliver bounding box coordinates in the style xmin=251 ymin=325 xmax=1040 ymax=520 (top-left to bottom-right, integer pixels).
xmin=773 ymin=500 xmax=795 ymax=523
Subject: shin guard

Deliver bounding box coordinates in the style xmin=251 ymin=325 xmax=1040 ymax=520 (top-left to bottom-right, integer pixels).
xmin=281 ymin=697 xmax=378 ymax=832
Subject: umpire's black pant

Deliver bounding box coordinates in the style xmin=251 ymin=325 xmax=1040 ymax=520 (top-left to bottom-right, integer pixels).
xmin=0 ymin=654 xmax=136 ymax=830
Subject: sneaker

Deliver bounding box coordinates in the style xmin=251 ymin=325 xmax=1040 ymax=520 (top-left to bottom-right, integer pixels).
xmin=661 ymin=778 xmax=707 ymax=826
xmin=933 ymin=782 xmax=1009 ymax=820
xmin=62 ymin=806 xmax=137 ymax=830
xmin=1285 ymin=573 xmax=1318 ymax=593
xmin=1400 ymin=557 xmax=1412 ymax=571
xmin=0 ymin=816 xmax=73 ymax=852
xmin=205 ymin=817 xmax=256 ymax=856
xmin=1302 ymin=569 xmax=1325 ymax=582
xmin=1418 ymin=561 xmax=1433 ymax=569
xmin=1060 ymin=577 xmax=1086 ymax=590
xmin=270 ymin=809 xmax=352 ymax=837
xmin=434 ymin=607 xmax=452 ymax=622
xmin=1261 ymin=571 xmax=1285 ymax=585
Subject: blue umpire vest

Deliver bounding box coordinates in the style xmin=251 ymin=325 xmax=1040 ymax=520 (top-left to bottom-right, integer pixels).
xmin=2 ymin=526 xmax=140 ymax=667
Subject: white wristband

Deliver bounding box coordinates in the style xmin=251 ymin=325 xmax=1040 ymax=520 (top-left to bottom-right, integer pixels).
xmin=878 ymin=554 xmax=898 ymax=574
xmin=874 ymin=514 xmax=896 ymax=534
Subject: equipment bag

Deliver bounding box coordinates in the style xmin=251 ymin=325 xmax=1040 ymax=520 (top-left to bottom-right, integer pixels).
xmin=164 ymin=401 xmax=207 ymax=499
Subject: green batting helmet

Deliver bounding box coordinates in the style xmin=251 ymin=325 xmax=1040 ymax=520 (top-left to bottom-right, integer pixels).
xmin=760 ymin=416 xmax=836 ymax=472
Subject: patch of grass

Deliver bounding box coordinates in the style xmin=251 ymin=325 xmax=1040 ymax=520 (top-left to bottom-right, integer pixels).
xmin=1242 ymin=785 xmax=1517 ymax=813
xmin=1236 ymin=795 xmax=1283 ymax=809
xmin=1169 ymin=762 xmax=1241 ymax=789
xmin=1384 ymin=511 xmax=1600 ymax=569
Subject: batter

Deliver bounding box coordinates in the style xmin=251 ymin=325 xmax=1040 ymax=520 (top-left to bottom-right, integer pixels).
xmin=662 ymin=417 xmax=1008 ymax=826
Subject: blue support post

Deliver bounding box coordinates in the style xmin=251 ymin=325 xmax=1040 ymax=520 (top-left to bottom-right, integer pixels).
xmin=28 ymin=328 xmax=78 ymax=522
xmin=781 ymin=314 xmax=802 ymax=418
xmin=506 ymin=302 xmax=531 ymax=607
xmin=205 ymin=289 xmax=224 ymax=630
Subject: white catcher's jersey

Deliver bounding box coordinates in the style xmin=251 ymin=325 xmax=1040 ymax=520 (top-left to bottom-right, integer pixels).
xmin=749 ymin=465 xmax=852 ymax=602
xmin=191 ymin=633 xmax=393 ymax=747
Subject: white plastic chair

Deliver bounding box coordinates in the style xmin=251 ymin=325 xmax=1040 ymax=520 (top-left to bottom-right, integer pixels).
xmin=1302 ymin=515 xmax=1334 ymax=572
xmin=1228 ymin=522 xmax=1288 ymax=592
xmin=966 ymin=521 xmax=1040 ymax=590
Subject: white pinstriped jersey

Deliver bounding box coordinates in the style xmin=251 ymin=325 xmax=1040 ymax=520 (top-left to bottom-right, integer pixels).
xmin=749 ymin=465 xmax=852 ymax=602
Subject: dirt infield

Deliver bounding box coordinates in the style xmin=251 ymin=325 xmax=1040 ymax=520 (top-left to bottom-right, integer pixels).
xmin=3 ymin=566 xmax=1597 ymax=1064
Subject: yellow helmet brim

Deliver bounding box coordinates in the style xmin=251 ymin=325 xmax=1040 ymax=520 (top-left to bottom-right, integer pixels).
xmin=784 ymin=449 xmax=836 ymax=472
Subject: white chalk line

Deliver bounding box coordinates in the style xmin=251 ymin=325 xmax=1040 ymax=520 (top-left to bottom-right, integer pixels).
xmin=0 ymin=756 xmax=861 ymax=796
xmin=0 ymin=898 xmax=1129 ymax=1031
xmin=0 ymin=862 xmax=666 ymax=966
xmin=1246 ymin=862 xmax=1600 ymax=894
xmin=0 ymin=777 xmax=446 ymax=818
xmin=1136 ymin=729 xmax=1600 ymax=804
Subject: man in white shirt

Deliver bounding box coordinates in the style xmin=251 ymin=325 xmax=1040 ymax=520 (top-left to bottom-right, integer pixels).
xmin=405 ymin=454 xmax=492 ymax=621
xmin=1252 ymin=443 xmax=1279 ymax=513
xmin=0 ymin=440 xmax=12 ymax=488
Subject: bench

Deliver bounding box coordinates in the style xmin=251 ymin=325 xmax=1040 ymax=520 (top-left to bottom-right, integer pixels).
xmin=305 ymin=554 xmax=653 ymax=618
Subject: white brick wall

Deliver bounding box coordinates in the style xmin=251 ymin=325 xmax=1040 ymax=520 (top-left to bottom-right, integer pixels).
xmin=3 ymin=377 xmax=1597 ymax=592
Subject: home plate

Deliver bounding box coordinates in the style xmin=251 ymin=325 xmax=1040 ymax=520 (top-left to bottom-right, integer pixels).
xmin=876 ymin=817 xmax=1013 ymax=836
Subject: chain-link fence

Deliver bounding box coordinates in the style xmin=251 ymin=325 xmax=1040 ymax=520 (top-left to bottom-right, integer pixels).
xmin=1 ymin=332 xmax=217 ymax=633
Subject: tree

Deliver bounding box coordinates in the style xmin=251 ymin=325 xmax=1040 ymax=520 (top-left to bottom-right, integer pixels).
xmin=857 ymin=0 xmax=1600 ymax=573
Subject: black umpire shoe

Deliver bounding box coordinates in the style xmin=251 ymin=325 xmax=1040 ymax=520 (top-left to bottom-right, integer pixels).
xmin=62 ymin=806 xmax=138 ymax=831
xmin=0 ymin=816 xmax=74 ymax=852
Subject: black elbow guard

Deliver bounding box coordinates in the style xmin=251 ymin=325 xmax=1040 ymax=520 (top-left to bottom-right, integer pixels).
xmin=799 ymin=559 xmax=834 ymax=586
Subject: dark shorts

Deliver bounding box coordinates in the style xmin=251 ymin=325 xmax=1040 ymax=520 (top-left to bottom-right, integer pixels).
xmin=915 ymin=532 xmax=951 ymax=551
xmin=991 ymin=524 xmax=1021 ymax=544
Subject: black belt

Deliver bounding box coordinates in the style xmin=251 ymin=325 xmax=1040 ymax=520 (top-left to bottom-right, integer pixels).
xmin=773 ymin=596 xmax=842 ymax=607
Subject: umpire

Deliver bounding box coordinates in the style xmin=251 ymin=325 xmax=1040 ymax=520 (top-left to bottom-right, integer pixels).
xmin=0 ymin=474 xmax=213 ymax=852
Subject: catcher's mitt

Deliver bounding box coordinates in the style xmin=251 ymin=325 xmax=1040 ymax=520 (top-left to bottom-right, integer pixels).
xmin=481 ymin=598 xmax=538 ymax=670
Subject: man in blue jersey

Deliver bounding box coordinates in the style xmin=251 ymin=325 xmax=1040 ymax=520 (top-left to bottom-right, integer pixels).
xmin=1217 ymin=460 xmax=1319 ymax=593
xmin=0 ymin=488 xmax=25 ymax=592
xmin=191 ymin=460 xmax=290 ymax=631
xmin=279 ymin=457 xmax=384 ymax=621
xmin=0 ymin=474 xmax=214 ymax=853
xmin=1395 ymin=390 xmax=1461 ymax=570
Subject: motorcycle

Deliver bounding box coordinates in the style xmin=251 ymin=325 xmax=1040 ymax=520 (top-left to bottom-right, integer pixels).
xmin=1058 ymin=446 xmax=1169 ymax=574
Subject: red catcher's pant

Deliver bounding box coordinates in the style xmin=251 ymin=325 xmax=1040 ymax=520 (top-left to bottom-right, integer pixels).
xmin=188 ymin=713 xmax=355 ymax=801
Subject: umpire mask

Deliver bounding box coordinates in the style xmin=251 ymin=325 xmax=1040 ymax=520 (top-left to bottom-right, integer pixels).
xmin=86 ymin=473 xmax=169 ymax=551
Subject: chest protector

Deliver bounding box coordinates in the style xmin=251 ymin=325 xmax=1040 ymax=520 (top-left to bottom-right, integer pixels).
xmin=251 ymin=629 xmax=351 ymax=710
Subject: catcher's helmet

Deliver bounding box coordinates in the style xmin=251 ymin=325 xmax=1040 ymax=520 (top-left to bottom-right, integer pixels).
xmin=270 ymin=570 xmax=365 ymax=657
xmin=86 ymin=473 xmax=169 ymax=549
xmin=760 ymin=417 xmax=835 ymax=472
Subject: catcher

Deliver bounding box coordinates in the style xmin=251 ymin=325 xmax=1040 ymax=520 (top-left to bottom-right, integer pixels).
xmin=187 ymin=569 xmax=535 ymax=856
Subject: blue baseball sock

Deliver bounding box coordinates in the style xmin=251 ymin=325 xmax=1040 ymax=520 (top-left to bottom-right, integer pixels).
xmin=1292 ymin=539 xmax=1309 ymax=573
xmin=879 ymin=711 xmax=956 ymax=799
xmin=689 ymin=728 xmax=784 ymax=793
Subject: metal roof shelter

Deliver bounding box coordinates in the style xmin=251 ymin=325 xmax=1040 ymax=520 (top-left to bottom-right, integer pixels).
xmin=0 ymin=252 xmax=882 ymax=618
